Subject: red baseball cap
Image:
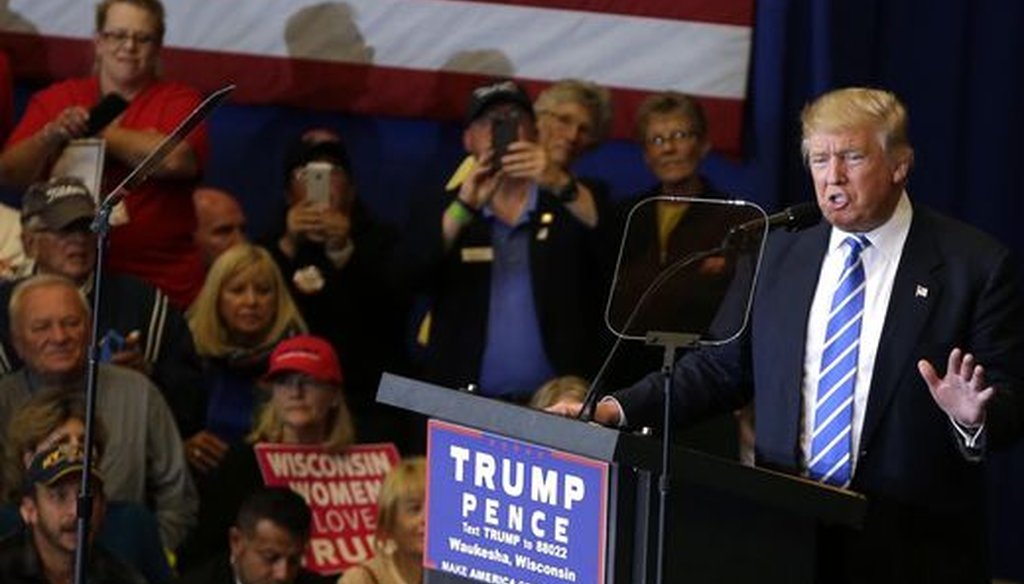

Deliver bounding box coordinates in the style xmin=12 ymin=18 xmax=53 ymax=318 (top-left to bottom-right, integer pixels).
xmin=263 ymin=335 xmax=343 ymax=385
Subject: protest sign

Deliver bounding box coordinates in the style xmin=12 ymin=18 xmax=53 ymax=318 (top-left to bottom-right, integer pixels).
xmin=256 ymin=442 xmax=400 ymax=574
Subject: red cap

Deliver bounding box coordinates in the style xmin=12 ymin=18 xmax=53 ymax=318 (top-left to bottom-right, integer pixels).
xmin=263 ymin=335 xmax=343 ymax=385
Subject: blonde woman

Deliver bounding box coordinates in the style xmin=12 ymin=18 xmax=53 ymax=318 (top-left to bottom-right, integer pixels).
xmin=184 ymin=243 xmax=307 ymax=476
xmin=339 ymin=457 xmax=426 ymax=584
xmin=529 ymin=375 xmax=589 ymax=410
xmin=179 ymin=334 xmax=355 ymax=571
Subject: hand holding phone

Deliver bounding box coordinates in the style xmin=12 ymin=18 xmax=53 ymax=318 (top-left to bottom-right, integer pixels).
xmin=490 ymin=112 xmax=519 ymax=172
xmin=99 ymin=329 xmax=126 ymax=363
xmin=303 ymin=161 xmax=333 ymax=207
xmin=86 ymin=93 xmax=129 ymax=136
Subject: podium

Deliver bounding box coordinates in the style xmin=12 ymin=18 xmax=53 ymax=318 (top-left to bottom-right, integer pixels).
xmin=378 ymin=373 xmax=866 ymax=584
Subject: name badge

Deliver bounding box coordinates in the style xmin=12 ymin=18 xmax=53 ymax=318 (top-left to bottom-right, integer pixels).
xmin=461 ymin=247 xmax=494 ymax=263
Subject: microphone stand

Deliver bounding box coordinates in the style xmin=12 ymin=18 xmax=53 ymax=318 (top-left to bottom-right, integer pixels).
xmin=74 ymin=85 xmax=234 ymax=584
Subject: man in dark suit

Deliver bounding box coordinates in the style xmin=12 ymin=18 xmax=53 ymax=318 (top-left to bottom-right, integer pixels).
xmin=552 ymin=87 xmax=1024 ymax=582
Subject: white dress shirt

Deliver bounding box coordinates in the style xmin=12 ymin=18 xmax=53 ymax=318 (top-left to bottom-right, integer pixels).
xmin=799 ymin=193 xmax=912 ymax=476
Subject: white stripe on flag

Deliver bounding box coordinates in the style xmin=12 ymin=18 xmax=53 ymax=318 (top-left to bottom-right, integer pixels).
xmin=4 ymin=0 xmax=751 ymax=99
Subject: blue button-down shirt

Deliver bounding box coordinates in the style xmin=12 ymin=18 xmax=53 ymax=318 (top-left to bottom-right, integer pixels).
xmin=478 ymin=187 xmax=556 ymax=399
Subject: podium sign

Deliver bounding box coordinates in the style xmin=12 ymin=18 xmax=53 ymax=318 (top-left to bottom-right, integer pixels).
xmin=426 ymin=420 xmax=609 ymax=584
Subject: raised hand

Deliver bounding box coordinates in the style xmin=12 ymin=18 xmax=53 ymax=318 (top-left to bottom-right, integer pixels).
xmin=917 ymin=347 xmax=994 ymax=427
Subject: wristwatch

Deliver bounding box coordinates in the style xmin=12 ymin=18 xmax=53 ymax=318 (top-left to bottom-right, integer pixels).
xmin=555 ymin=177 xmax=578 ymax=203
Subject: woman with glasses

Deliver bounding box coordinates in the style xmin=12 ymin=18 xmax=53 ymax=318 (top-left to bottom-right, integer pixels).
xmin=532 ymin=79 xmax=613 ymax=229
xmin=0 ymin=0 xmax=209 ymax=308
xmin=179 ymin=334 xmax=357 ymax=571
xmin=600 ymin=91 xmax=746 ymax=460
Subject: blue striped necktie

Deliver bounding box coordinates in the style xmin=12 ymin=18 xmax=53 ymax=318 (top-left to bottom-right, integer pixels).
xmin=809 ymin=235 xmax=869 ymax=487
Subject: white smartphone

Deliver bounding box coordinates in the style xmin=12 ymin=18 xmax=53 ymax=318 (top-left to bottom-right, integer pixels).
xmin=303 ymin=161 xmax=333 ymax=207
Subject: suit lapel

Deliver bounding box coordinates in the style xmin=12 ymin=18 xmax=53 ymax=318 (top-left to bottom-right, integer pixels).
xmin=860 ymin=211 xmax=943 ymax=449
xmin=764 ymin=223 xmax=830 ymax=452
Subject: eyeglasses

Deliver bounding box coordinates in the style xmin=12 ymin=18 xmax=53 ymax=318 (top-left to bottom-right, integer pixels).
xmin=646 ymin=129 xmax=698 ymax=148
xmin=100 ymin=29 xmax=157 ymax=46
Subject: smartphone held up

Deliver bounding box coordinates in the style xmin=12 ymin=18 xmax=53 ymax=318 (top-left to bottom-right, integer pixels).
xmin=490 ymin=111 xmax=519 ymax=172
xmin=303 ymin=161 xmax=333 ymax=207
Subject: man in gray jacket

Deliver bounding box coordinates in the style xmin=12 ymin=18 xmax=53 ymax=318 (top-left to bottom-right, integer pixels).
xmin=0 ymin=274 xmax=197 ymax=551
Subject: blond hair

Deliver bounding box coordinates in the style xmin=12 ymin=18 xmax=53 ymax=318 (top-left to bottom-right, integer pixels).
xmin=248 ymin=381 xmax=355 ymax=453
xmin=375 ymin=457 xmax=426 ymax=549
xmin=529 ymin=375 xmax=589 ymax=410
xmin=800 ymin=87 xmax=913 ymax=163
xmin=187 ymin=244 xmax=306 ymax=357
xmin=534 ymin=79 xmax=613 ymax=144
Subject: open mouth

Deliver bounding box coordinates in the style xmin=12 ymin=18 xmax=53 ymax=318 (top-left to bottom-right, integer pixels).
xmin=825 ymin=192 xmax=849 ymax=210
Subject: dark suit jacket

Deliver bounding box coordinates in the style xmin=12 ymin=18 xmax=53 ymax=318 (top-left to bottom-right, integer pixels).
xmin=397 ymin=186 xmax=604 ymax=395
xmin=615 ymin=205 xmax=1024 ymax=583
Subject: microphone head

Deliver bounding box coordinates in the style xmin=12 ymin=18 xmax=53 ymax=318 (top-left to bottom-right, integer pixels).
xmin=784 ymin=202 xmax=822 ymax=231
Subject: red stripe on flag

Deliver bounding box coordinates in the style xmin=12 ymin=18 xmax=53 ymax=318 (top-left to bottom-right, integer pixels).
xmin=0 ymin=33 xmax=745 ymax=154
xmin=443 ymin=0 xmax=754 ymax=26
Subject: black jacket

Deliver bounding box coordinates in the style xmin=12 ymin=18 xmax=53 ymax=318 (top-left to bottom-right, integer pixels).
xmin=0 ymin=530 xmax=147 ymax=584
xmin=175 ymin=553 xmax=334 ymax=584
xmin=397 ymin=186 xmax=603 ymax=395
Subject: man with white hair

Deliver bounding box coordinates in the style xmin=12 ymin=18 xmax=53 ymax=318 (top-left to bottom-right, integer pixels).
xmin=0 ymin=274 xmax=197 ymax=552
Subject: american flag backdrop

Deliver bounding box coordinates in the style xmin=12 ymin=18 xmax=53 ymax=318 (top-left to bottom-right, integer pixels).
xmin=0 ymin=0 xmax=754 ymax=151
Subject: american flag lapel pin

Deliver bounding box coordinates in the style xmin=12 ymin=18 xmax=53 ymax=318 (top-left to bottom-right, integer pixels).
xmin=915 ymin=284 xmax=928 ymax=299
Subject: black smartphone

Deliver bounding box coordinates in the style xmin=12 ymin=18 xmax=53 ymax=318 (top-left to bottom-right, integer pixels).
xmin=86 ymin=93 xmax=130 ymax=136
xmin=490 ymin=112 xmax=519 ymax=171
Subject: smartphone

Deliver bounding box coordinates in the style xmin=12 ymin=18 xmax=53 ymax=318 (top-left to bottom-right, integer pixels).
xmin=303 ymin=161 xmax=333 ymax=207
xmin=490 ymin=112 xmax=519 ymax=171
xmin=86 ymin=93 xmax=129 ymax=136
xmin=99 ymin=329 xmax=125 ymax=363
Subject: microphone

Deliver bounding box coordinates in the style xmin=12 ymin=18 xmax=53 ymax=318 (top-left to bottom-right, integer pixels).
xmin=730 ymin=201 xmax=822 ymax=235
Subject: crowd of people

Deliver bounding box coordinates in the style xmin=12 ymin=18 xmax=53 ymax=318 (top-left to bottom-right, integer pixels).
xmin=0 ymin=1 xmax=727 ymax=582
xmin=0 ymin=1 xmax=1020 ymax=583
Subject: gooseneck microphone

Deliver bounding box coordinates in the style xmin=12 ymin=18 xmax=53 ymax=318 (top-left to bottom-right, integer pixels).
xmin=730 ymin=201 xmax=822 ymax=234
